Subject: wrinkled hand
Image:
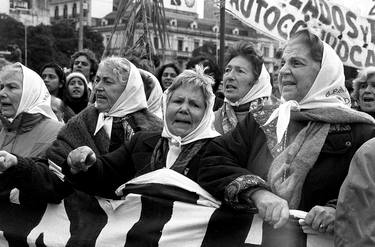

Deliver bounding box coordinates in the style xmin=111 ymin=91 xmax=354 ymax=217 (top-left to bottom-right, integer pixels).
xmin=299 ymin=206 xmax=335 ymax=234
xmin=67 ymin=146 xmax=96 ymax=174
xmin=251 ymin=189 xmax=289 ymax=229
xmin=0 ymin=150 xmax=17 ymax=172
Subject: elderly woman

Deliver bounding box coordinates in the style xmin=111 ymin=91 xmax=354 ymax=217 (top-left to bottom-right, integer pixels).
xmin=46 ymin=56 xmax=162 ymax=167
xmin=214 ymin=41 xmax=272 ymax=134
xmin=0 ymin=63 xmax=63 ymax=157
xmin=197 ymin=29 xmax=375 ymax=233
xmin=351 ymin=67 xmax=375 ymax=118
xmin=56 ymin=66 xmax=220 ymax=198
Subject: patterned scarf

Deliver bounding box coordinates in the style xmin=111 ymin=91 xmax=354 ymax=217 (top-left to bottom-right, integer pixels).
xmin=221 ymin=97 xmax=268 ymax=134
xmin=149 ymin=137 xmax=209 ymax=175
xmin=255 ymin=106 xmax=375 ymax=209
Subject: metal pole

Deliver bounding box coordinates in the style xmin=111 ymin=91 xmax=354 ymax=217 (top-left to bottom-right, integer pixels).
xmin=24 ymin=25 xmax=27 ymax=66
xmin=78 ymin=0 xmax=84 ymax=50
xmin=219 ymin=0 xmax=225 ymax=71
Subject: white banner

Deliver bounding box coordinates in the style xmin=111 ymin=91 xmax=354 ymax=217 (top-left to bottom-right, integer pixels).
xmin=225 ymin=0 xmax=375 ymax=68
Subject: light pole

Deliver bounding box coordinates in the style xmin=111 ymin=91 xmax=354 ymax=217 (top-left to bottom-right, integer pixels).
xmin=24 ymin=24 xmax=27 ymax=66
xmin=78 ymin=0 xmax=84 ymax=50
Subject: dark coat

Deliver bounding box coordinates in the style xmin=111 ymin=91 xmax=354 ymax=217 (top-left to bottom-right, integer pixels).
xmin=198 ymin=113 xmax=375 ymax=211
xmin=65 ymin=131 xmax=211 ymax=198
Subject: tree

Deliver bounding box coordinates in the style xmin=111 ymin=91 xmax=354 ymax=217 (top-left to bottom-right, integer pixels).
xmin=0 ymin=15 xmax=104 ymax=71
xmin=103 ymin=0 xmax=168 ymax=63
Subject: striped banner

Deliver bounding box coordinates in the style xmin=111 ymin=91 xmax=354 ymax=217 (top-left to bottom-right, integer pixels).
xmin=0 ymin=169 xmax=333 ymax=246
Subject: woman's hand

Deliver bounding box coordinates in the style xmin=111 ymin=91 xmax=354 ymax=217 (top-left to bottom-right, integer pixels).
xmin=251 ymin=189 xmax=290 ymax=229
xmin=67 ymin=146 xmax=96 ymax=174
xmin=300 ymin=206 xmax=335 ymax=234
xmin=0 ymin=151 xmax=17 ymax=172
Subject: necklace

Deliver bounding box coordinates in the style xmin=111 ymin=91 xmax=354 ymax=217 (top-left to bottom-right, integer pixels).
xmin=282 ymin=127 xmax=288 ymax=182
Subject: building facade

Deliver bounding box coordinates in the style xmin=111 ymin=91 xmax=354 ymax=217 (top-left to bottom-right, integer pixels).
xmin=93 ymin=0 xmax=280 ymax=72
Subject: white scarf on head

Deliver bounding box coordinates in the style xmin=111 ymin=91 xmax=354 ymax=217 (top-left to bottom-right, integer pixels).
xmin=226 ymin=64 xmax=272 ymax=106
xmin=139 ymin=69 xmax=163 ymax=119
xmin=94 ymin=61 xmax=148 ymax=137
xmin=264 ymin=42 xmax=353 ymax=143
xmin=161 ymin=86 xmax=220 ymax=168
xmin=13 ymin=63 xmax=57 ymax=121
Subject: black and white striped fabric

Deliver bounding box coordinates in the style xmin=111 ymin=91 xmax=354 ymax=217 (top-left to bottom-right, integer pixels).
xmin=0 ymin=169 xmax=333 ymax=247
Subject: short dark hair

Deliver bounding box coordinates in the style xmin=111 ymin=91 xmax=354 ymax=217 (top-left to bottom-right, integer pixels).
xmin=70 ymin=49 xmax=98 ymax=82
xmin=40 ymin=62 xmax=66 ymax=86
xmin=155 ymin=63 xmax=181 ymax=90
xmin=224 ymin=41 xmax=264 ymax=82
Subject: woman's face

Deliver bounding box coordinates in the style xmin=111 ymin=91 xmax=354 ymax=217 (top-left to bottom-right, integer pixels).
xmin=0 ymin=70 xmax=23 ymax=118
xmin=67 ymin=77 xmax=85 ymax=99
xmin=161 ymin=67 xmax=177 ymax=89
xmin=223 ymin=56 xmax=256 ymax=103
xmin=358 ymin=74 xmax=375 ymax=113
xmin=166 ymin=84 xmax=206 ymax=138
xmin=73 ymin=55 xmax=92 ymax=81
xmin=94 ymin=62 xmax=128 ymax=112
xmin=42 ymin=67 xmax=61 ymax=96
xmin=279 ymin=39 xmax=321 ymax=102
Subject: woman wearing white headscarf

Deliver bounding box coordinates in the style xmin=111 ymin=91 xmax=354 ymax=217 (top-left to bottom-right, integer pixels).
xmin=214 ymin=41 xmax=272 ymax=134
xmin=139 ymin=68 xmax=163 ymax=119
xmin=62 ymin=65 xmax=220 ymax=198
xmin=198 ymin=29 xmax=375 ymax=234
xmin=0 ymin=63 xmax=63 ymax=157
xmin=45 ymin=56 xmax=163 ymax=167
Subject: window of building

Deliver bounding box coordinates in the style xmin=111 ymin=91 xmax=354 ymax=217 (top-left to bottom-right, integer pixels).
xmin=194 ymin=39 xmax=200 ymax=49
xmin=177 ymin=39 xmax=183 ymax=51
xmin=54 ymin=6 xmax=59 ymax=18
xmin=83 ymin=9 xmax=88 ymax=17
xmin=263 ymin=46 xmax=270 ymax=57
xmin=72 ymin=3 xmax=77 ymax=17
xmin=63 ymin=4 xmax=67 ymax=18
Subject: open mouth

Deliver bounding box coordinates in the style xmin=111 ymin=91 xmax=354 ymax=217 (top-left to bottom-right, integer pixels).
xmin=282 ymin=81 xmax=296 ymax=86
xmin=1 ymin=102 xmax=12 ymax=108
xmin=225 ymin=84 xmax=237 ymax=90
xmin=363 ymin=96 xmax=375 ymax=102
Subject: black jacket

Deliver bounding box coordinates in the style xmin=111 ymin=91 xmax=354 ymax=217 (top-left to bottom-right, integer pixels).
xmin=198 ymin=113 xmax=375 ymax=211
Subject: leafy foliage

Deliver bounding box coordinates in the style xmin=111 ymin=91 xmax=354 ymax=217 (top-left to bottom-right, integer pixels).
xmin=0 ymin=15 xmax=103 ymax=72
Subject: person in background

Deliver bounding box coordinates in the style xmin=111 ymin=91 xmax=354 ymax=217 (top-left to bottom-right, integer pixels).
xmin=70 ymin=49 xmax=99 ymax=92
xmin=139 ymin=69 xmax=163 ymax=119
xmin=155 ymin=63 xmax=181 ymax=91
xmin=186 ymin=56 xmax=224 ymax=111
xmin=335 ymin=137 xmax=375 ymax=246
xmin=0 ymin=62 xmax=63 ymax=157
xmin=50 ymin=95 xmax=75 ymax=123
xmin=213 ymin=41 xmax=272 ymax=134
xmin=64 ymin=72 xmax=89 ymax=114
xmin=40 ymin=62 xmax=66 ymax=99
xmin=198 ymin=29 xmax=375 ymax=234
xmin=351 ymin=67 xmax=375 ymax=118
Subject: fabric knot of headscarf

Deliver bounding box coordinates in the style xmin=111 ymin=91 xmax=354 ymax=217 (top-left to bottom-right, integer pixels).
xmin=263 ymin=100 xmax=300 ymax=143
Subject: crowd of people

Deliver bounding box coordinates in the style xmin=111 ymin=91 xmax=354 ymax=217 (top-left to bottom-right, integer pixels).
xmin=0 ymin=29 xmax=374 ymax=246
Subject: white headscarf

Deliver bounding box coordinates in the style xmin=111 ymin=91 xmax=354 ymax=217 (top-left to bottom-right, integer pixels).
xmin=12 ymin=63 xmax=57 ymax=121
xmin=139 ymin=68 xmax=163 ymax=119
xmin=264 ymin=40 xmax=353 ymax=143
xmin=161 ymin=77 xmax=220 ymax=168
xmin=226 ymin=64 xmax=272 ymax=106
xmin=94 ymin=59 xmax=148 ymax=137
